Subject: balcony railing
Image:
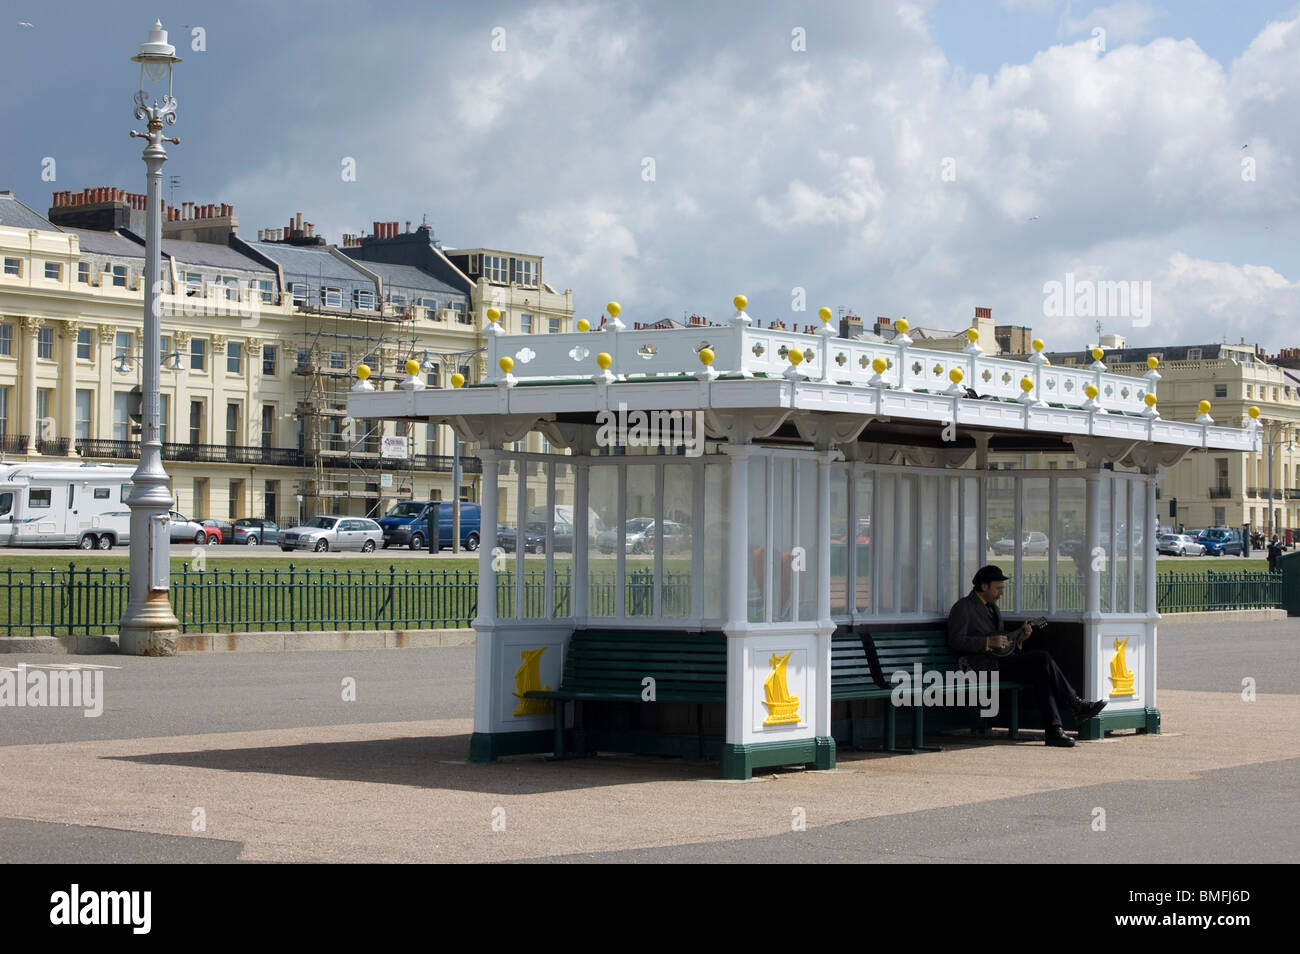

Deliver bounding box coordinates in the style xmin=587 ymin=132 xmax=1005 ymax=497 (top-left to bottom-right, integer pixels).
xmin=0 ymin=434 xmax=28 ymax=454
xmin=1287 ymin=489 xmax=1300 ymax=500
xmin=1208 ymin=486 xmax=1233 ymax=499
xmin=35 ymin=437 xmax=72 ymax=455
xmin=76 ymin=439 xmax=306 ymax=467
xmin=1247 ymin=487 xmax=1259 ymax=498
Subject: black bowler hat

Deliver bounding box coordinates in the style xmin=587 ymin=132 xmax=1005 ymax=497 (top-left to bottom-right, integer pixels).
xmin=973 ymin=565 xmax=1009 ymax=587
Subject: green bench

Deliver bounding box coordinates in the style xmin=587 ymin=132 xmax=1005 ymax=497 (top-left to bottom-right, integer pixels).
xmin=832 ymin=625 xmax=1023 ymax=751
xmin=523 ymin=629 xmax=726 ymax=759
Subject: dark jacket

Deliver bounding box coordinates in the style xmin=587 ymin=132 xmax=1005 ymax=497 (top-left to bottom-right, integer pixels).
xmin=947 ymin=590 xmax=1010 ymax=672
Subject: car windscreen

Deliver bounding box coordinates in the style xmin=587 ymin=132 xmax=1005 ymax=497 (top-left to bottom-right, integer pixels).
xmin=305 ymin=517 xmax=337 ymax=529
xmin=386 ymin=503 xmax=425 ymax=517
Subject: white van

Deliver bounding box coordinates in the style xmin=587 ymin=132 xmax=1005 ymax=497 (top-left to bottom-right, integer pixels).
xmin=0 ymin=462 xmax=136 ymax=549
xmin=526 ymin=505 xmax=607 ymax=537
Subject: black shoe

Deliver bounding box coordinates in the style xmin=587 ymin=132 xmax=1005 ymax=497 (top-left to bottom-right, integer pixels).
xmin=1045 ymin=725 xmax=1075 ymax=747
xmin=1075 ymin=699 xmax=1107 ymax=723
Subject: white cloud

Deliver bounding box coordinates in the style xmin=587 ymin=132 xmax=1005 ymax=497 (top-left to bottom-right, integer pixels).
xmin=1062 ymin=2 xmax=1161 ymax=46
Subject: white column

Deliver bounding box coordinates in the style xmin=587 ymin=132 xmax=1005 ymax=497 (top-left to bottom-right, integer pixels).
xmin=19 ymin=316 xmax=41 ymax=453
xmin=472 ymin=448 xmax=500 ymax=735
xmin=722 ymin=443 xmax=753 ymax=751
xmin=57 ymin=320 xmax=79 ymax=452
xmin=815 ymin=450 xmax=833 ymax=743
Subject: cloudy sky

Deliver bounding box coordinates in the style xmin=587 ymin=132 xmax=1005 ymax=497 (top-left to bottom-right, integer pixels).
xmin=2 ymin=0 xmax=1297 ymax=350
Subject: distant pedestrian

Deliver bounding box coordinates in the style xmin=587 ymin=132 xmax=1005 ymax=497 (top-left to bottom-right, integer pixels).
xmin=1267 ymin=535 xmax=1283 ymax=573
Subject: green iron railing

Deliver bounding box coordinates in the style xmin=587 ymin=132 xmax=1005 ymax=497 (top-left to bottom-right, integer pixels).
xmin=0 ymin=564 xmax=1285 ymax=637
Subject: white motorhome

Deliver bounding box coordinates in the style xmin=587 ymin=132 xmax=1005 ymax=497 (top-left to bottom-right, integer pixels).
xmin=0 ymin=462 xmax=135 ymax=549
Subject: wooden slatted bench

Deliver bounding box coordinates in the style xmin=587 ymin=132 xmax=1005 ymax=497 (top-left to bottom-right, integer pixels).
xmin=523 ymin=629 xmax=727 ymax=759
xmin=831 ymin=625 xmax=1024 ymax=751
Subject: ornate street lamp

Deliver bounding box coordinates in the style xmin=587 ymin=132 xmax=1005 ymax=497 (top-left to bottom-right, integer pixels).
xmin=119 ymin=21 xmax=182 ymax=655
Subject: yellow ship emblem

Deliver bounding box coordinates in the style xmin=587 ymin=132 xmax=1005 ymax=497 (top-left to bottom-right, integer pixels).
xmin=1109 ymin=637 xmax=1135 ymax=697
xmin=512 ymin=646 xmax=553 ymax=716
xmin=762 ymin=651 xmax=801 ymax=725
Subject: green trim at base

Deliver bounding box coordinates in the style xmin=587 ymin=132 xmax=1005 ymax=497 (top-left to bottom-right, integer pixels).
xmin=1078 ymin=706 xmax=1160 ymax=741
xmin=469 ymin=729 xmax=555 ymax=762
xmin=721 ymin=737 xmax=836 ymax=780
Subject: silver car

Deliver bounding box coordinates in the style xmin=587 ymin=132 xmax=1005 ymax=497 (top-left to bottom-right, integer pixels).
xmin=1158 ymin=533 xmax=1205 ymax=556
xmin=280 ymin=515 xmax=383 ymax=553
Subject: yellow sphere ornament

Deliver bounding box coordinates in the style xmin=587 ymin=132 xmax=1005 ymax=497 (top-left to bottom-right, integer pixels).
xmin=873 ymin=357 xmax=889 ymax=374
xmin=1248 ymin=405 xmax=1260 ymax=419
xmin=606 ymin=301 xmax=621 ymax=318
xmin=499 ymin=356 xmax=514 ymax=373
xmin=450 ymin=373 xmax=465 ymax=388
xmin=1085 ymin=384 xmax=1099 ymax=399
xmin=789 ymin=348 xmax=804 ymax=366
xmin=966 ymin=328 xmax=979 ymax=343
xmin=405 ymin=359 xmax=420 ymax=376
xmin=818 ymin=306 xmax=832 ymax=323
xmin=486 ymin=307 xmax=500 ymax=323
xmin=949 ymin=368 xmax=964 ymax=383
xmin=895 ymin=318 xmax=910 ymax=334
xmin=1145 ymin=393 xmax=1158 ymax=407
xmin=699 ymin=348 xmax=715 ymax=366
xmin=1147 ymin=356 xmax=1159 ymax=370
xmin=596 ymin=352 xmax=612 ymax=370
xmin=1198 ymin=400 xmax=1211 ymax=415
xmin=1020 ymin=377 xmax=1034 ymax=393
xmin=1032 ymin=338 xmax=1045 ymax=352
xmin=576 ymin=318 xmax=590 ymax=332
xmin=356 ymin=364 xmax=371 ymax=381
xmin=1092 ymin=347 xmax=1104 ymax=361
xmin=733 ymin=295 xmax=748 ymax=311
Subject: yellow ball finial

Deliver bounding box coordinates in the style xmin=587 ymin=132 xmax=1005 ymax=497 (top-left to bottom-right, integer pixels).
xmin=1145 ymin=393 xmax=1158 ymax=407
xmin=596 ymin=352 xmax=612 ymax=370
xmin=606 ymin=301 xmax=621 ymax=318
xmin=699 ymin=348 xmax=715 ymax=366
xmin=1248 ymin=405 xmax=1260 ymax=419
xmin=576 ymin=318 xmax=590 ymax=332
xmin=966 ymin=328 xmax=979 ymax=343
xmin=356 ymin=364 xmax=371 ymax=381
xmin=895 ymin=317 xmax=910 ymax=334
xmin=949 ymin=368 xmax=964 ymax=383
xmin=872 ymin=357 xmax=888 ymax=374
xmin=1198 ymin=399 xmax=1211 ymax=415
xmin=1085 ymin=384 xmax=1099 ymax=399
xmin=1032 ymin=338 xmax=1045 ymax=352
xmin=486 ymin=307 xmax=500 ymax=323
xmin=450 ymin=372 xmax=465 ymax=388
xmin=1020 ymin=377 xmax=1034 ymax=393
xmin=789 ymin=348 xmax=804 ymax=366
xmin=1092 ymin=347 xmax=1104 ymax=361
xmin=499 ymin=356 xmax=514 ymax=373
xmin=405 ymin=359 xmax=420 ymax=376
xmin=818 ymin=306 xmax=832 ymax=323
xmin=1147 ymin=355 xmax=1159 ymax=370
xmin=733 ymin=294 xmax=748 ymax=311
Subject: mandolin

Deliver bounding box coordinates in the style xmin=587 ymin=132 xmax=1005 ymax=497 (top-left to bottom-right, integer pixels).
xmin=988 ymin=616 xmax=1048 ymax=657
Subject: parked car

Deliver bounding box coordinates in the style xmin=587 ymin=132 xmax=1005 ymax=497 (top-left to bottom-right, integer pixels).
xmin=526 ymin=521 xmax=575 ymax=553
xmin=597 ymin=517 xmax=653 ymax=554
xmin=280 ymin=516 xmax=383 ymax=552
xmin=992 ymin=531 xmax=1049 ymax=556
xmin=170 ymin=511 xmax=220 ymax=545
xmin=1158 ymin=533 xmax=1205 ymax=556
xmin=198 ymin=518 xmax=233 ymax=544
xmin=1196 ymin=527 xmax=1243 ymax=556
xmin=232 ymin=518 xmax=279 ymax=546
xmin=378 ymin=501 xmax=481 ymax=551
xmin=832 ymin=519 xmax=871 ymax=545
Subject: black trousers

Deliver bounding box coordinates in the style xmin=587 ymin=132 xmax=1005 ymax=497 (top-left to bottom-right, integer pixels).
xmin=997 ymin=650 xmax=1082 ymax=729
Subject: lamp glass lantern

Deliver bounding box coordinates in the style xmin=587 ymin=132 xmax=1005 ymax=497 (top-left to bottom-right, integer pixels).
xmin=131 ymin=20 xmax=181 ymax=104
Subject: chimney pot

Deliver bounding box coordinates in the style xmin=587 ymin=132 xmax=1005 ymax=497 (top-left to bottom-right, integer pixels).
xmin=406 ymin=221 xmax=411 ymax=233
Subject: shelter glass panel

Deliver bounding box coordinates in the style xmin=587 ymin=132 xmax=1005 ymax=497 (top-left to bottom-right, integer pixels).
xmin=1099 ymin=478 xmax=1114 ymax=613
xmin=1055 ymin=477 xmax=1086 ymax=612
xmin=520 ymin=459 xmax=549 ymax=619
xmin=770 ymin=457 xmax=796 ymax=622
xmin=747 ymin=456 xmax=768 ymax=622
xmin=829 ymin=466 xmax=849 ymax=616
xmin=797 ymin=458 xmax=820 ymax=621
xmin=703 ymin=460 xmax=728 ymax=621
xmin=663 ymin=464 xmax=694 ymax=618
xmin=854 ymin=470 xmax=873 ymax=614
xmin=496 ymin=458 xmax=521 ymax=619
xmin=551 ymin=461 xmax=574 ymax=618
xmin=919 ymin=475 xmax=940 ymax=615
xmin=1020 ymin=477 xmax=1051 ymax=613
xmin=587 ymin=463 xmax=618 ymax=617
xmin=897 ymin=475 xmax=917 ymax=615
xmin=987 ymin=475 xmax=1016 ymax=583
xmin=625 ymin=464 xmax=657 ymax=617
xmin=1133 ymin=477 xmax=1148 ymax=614
xmin=960 ymin=477 xmax=980 ymax=602
xmin=1115 ymin=478 xmax=1131 ymax=613
xmin=876 ymin=473 xmax=896 ymax=614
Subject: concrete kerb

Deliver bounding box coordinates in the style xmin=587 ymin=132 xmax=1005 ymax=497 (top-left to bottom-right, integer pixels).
xmin=0 ymin=609 xmax=1286 ymax=654
xmin=0 ymin=628 xmax=478 ymax=654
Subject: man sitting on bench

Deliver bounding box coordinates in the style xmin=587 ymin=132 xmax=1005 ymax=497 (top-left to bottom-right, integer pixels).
xmin=947 ymin=565 xmax=1107 ymax=747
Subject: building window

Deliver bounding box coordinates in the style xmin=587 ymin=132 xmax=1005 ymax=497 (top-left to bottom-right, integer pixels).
xmin=515 ymin=259 xmax=538 ymax=287
xmin=77 ymin=262 xmax=90 ymax=283
xmin=390 ymin=293 xmax=407 ymax=308
xmin=484 ymin=255 xmax=508 ymax=283
xmin=549 ymin=317 xmax=560 ymax=334
xmin=1214 ymin=384 xmax=1227 ymax=398
xmin=113 ymin=392 xmax=133 ymax=441
xmin=190 ymin=338 xmax=207 ymax=371
xmin=3 ymin=257 xmax=20 ymax=276
xmin=224 ymin=276 xmax=242 ymax=301
xmin=115 ymin=332 xmax=132 ymax=360
xmin=257 ymin=279 xmax=274 ymax=303
xmin=426 ymin=367 xmax=441 ymax=389
xmin=36 ymin=389 xmax=52 ymax=433
xmin=112 ymin=265 xmax=128 ymax=287
xmin=291 ymin=282 xmax=307 ymax=304
xmin=1214 ymin=506 xmax=1225 ymax=526
xmin=353 ymin=289 xmax=375 ymax=310
xmin=37 ymin=327 xmax=53 ymax=359
xmin=77 ymin=328 xmax=93 ymax=360
xmin=421 ymin=297 xmax=438 ymax=314
xmin=189 ymin=400 xmax=204 ymax=444
xmin=29 ymin=488 xmax=52 ymax=509
xmin=227 ymin=340 xmax=242 ymax=374
xmin=0 ymin=323 xmax=11 ymax=356
xmin=262 ymin=345 xmax=277 ymax=376
xmin=185 ymin=272 xmax=202 ymax=293
xmin=261 ymin=404 xmax=275 ymax=448
xmin=0 ymin=386 xmax=8 ymax=436
xmin=329 ymin=352 xmax=345 ymax=370
xmin=159 ymin=393 xmax=170 ymax=444
xmin=452 ymin=301 xmax=468 ymax=323
xmin=264 ymin=480 xmax=279 ymax=521
xmin=44 ymin=262 xmax=62 ymax=281
xmin=520 ymin=314 xmax=533 ymax=334
xmin=322 ymin=287 xmax=342 ymax=308
xmin=226 ymin=403 xmax=241 ymax=447
xmin=1187 ymin=348 xmax=1202 ymax=360
xmin=229 ymin=479 xmax=243 ymax=520
xmin=296 ymin=348 xmax=311 ymax=369
xmin=1247 ymin=385 xmax=1253 ymax=398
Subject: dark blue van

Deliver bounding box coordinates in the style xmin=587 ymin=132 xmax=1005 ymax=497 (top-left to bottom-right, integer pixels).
xmin=379 ymin=501 xmax=481 ymax=551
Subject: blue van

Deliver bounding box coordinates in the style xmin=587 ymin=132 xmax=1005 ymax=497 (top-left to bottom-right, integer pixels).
xmin=379 ymin=501 xmax=481 ymax=551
